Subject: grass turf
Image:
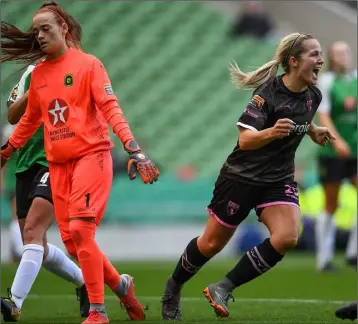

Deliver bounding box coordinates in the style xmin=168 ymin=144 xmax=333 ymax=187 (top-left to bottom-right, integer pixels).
xmin=1 ymin=252 xmax=356 ymax=323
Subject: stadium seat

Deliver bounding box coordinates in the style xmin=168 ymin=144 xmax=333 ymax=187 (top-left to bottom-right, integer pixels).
xmin=0 ymin=2 xmax=320 ymax=224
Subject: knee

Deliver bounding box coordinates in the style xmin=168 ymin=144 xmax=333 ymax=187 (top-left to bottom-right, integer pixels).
xmin=23 ymin=221 xmax=45 ymax=245
xmin=69 ymin=221 xmax=86 ymax=244
xmin=271 ymin=232 xmax=299 ymax=254
xmin=197 ymin=235 xmax=226 ymax=257
xmin=63 ymin=239 xmax=78 ymax=260
xmin=68 ymin=219 xmax=96 ymax=256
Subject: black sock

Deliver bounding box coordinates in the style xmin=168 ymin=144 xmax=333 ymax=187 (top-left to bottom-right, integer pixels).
xmin=172 ymin=237 xmax=211 ymax=285
xmin=225 ymin=238 xmax=284 ymax=288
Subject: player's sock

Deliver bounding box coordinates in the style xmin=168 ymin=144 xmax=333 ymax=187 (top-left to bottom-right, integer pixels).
xmin=9 ymin=220 xmax=23 ymax=260
xmin=70 ymin=220 xmax=104 ymax=305
xmin=10 ymin=244 xmax=44 ymax=308
xmin=113 ymin=273 xmax=131 ymax=298
xmin=172 ymin=237 xmax=211 ymax=285
xmin=346 ymin=221 xmax=357 ymax=260
xmin=224 ymin=238 xmax=283 ymax=289
xmin=42 ymin=243 xmax=84 ymax=287
xmin=102 ymin=256 xmax=126 ymax=296
xmin=103 ymin=255 xmax=120 ymax=289
xmin=90 ymin=303 xmax=107 ymax=315
xmin=316 ymin=211 xmax=335 ymax=269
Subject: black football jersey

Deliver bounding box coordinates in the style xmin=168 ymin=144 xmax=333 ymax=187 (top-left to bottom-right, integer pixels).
xmin=220 ymin=75 xmax=322 ymax=185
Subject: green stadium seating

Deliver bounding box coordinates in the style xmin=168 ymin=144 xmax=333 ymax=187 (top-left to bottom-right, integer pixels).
xmin=0 ymin=1 xmax=319 ymax=224
xmin=1 ymin=1 xmax=285 ymax=176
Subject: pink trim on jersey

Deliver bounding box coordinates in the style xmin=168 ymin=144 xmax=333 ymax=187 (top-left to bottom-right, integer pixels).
xmin=256 ymin=201 xmax=300 ymax=209
xmin=206 ymin=207 xmax=238 ymax=229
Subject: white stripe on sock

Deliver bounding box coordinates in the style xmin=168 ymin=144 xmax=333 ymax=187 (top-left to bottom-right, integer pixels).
xmin=246 ymin=251 xmax=263 ymax=274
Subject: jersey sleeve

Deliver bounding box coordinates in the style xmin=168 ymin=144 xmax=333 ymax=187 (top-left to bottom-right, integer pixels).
xmin=9 ymin=80 xmax=43 ymax=149
xmin=90 ymin=57 xmax=135 ymax=144
xmin=90 ymin=57 xmax=118 ymax=107
xmin=317 ymin=72 xmax=334 ymax=113
xmin=237 ymin=93 xmax=271 ymax=131
xmin=7 ymin=65 xmax=35 ymax=105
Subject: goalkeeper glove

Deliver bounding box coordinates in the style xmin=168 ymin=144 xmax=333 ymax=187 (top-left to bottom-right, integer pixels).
xmin=1 ymin=140 xmax=16 ymax=169
xmin=124 ymin=140 xmax=160 ymax=184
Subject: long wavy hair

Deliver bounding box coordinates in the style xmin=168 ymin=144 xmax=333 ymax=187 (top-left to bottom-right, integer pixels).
xmin=1 ymin=1 xmax=82 ymax=65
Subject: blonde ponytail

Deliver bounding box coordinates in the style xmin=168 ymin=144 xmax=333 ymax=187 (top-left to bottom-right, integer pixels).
xmin=229 ymin=60 xmax=279 ymax=89
xmin=229 ymin=32 xmax=315 ymax=90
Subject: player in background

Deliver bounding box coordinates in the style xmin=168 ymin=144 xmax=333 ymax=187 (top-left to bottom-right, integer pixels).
xmin=161 ymin=33 xmax=335 ymax=320
xmin=0 ymin=2 xmax=159 ymax=324
xmin=315 ymin=41 xmax=357 ymax=272
xmin=2 ymin=124 xmax=22 ymax=262
xmin=1 ymin=65 xmax=90 ymax=321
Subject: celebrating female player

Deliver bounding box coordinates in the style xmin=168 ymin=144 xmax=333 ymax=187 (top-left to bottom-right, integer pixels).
xmin=315 ymin=41 xmax=357 ymax=272
xmin=161 ymin=33 xmax=335 ymax=320
xmin=1 ymin=2 xmax=159 ymax=324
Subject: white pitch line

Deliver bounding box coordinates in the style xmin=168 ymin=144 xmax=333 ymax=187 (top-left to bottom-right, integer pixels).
xmin=26 ymin=294 xmax=349 ymax=305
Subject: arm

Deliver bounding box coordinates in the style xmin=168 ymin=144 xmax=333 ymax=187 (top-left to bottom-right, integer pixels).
xmin=237 ymin=94 xmax=293 ymax=150
xmin=316 ymin=73 xmax=349 ymax=154
xmin=8 ymin=82 xmax=42 ymax=150
xmin=307 ymin=121 xmax=336 ymax=147
xmin=90 ymin=58 xmax=159 ymax=183
xmin=90 ymin=58 xmax=137 ymax=150
xmin=7 ymin=91 xmax=29 ymax=125
xmin=316 ymin=72 xmax=342 ymax=140
xmin=318 ymin=112 xmax=341 ymax=140
xmin=7 ymin=65 xmax=34 ymax=125
xmin=238 ymin=127 xmax=276 ymax=150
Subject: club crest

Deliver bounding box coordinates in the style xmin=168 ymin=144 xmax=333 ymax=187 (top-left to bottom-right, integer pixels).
xmin=227 ymin=200 xmax=239 ymax=216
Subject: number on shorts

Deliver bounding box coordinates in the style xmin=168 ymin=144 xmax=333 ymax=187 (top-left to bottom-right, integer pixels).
xmin=85 ymin=193 xmax=91 ymax=208
xmin=40 ymin=172 xmax=49 ymax=184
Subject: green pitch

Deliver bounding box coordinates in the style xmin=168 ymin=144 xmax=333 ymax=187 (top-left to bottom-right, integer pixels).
xmin=1 ymin=253 xmax=356 ymax=323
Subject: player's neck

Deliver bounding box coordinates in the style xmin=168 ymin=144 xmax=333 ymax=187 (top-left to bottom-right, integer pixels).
xmin=282 ymin=74 xmax=307 ymax=93
xmin=46 ymin=46 xmax=69 ymax=60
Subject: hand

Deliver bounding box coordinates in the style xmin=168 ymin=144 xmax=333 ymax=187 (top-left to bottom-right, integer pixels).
xmin=309 ymin=126 xmax=337 ymax=147
xmin=332 ymin=138 xmax=351 ymax=158
xmin=124 ymin=140 xmax=160 ymax=184
xmin=1 ymin=140 xmax=15 ymax=169
xmin=270 ymin=118 xmax=295 ymax=139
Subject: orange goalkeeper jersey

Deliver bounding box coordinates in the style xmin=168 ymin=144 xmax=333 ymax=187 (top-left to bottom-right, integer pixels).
xmin=9 ymin=48 xmax=134 ymax=163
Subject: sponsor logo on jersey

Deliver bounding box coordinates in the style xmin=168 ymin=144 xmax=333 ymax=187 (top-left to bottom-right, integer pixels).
xmin=48 ymin=98 xmax=69 ymax=127
xmin=292 ymin=122 xmax=310 ymax=135
xmin=64 ymin=74 xmax=74 ymax=87
xmin=249 ymin=95 xmax=265 ymax=110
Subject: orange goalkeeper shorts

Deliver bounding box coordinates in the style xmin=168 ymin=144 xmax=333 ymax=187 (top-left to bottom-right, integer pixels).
xmin=49 ymin=150 xmax=113 ymax=242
